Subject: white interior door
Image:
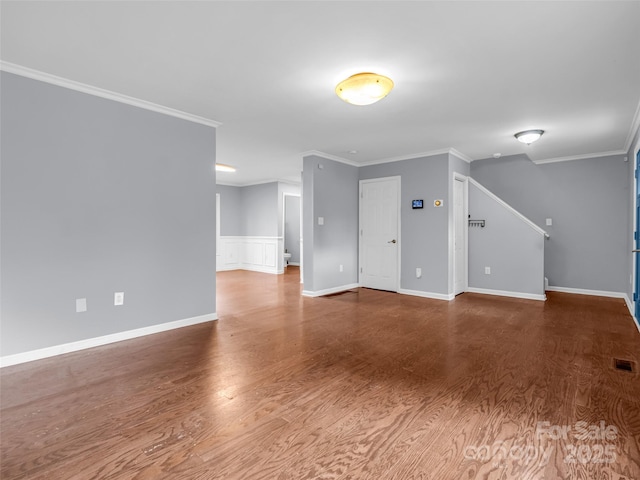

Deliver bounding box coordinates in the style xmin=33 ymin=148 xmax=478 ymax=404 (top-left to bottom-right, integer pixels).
xmin=453 ymin=177 xmax=467 ymax=295
xmin=360 ymin=177 xmax=400 ymax=292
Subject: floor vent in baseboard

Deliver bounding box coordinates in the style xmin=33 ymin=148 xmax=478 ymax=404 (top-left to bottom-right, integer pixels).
xmin=613 ymin=358 xmax=635 ymax=373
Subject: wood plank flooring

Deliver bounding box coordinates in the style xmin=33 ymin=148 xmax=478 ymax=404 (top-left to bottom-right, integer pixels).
xmin=2 ymin=267 xmax=639 ymax=479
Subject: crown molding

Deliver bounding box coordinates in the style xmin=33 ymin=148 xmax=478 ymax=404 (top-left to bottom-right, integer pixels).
xmin=624 ymin=96 xmax=640 ymax=153
xmin=359 ymin=147 xmax=470 ymax=167
xmin=531 ymin=150 xmax=627 ymax=165
xmin=300 ymin=150 xmax=360 ymax=167
xmin=300 ymin=147 xmax=473 ymax=168
xmin=216 ymin=178 xmax=301 ymax=188
xmin=0 ymin=61 xmax=222 ymax=128
xmin=449 ymin=148 xmax=473 ymax=163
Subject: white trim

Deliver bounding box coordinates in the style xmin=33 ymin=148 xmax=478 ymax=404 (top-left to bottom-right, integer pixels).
xmin=546 ymin=285 xmax=628 ymax=299
xmin=359 ymin=176 xmax=402 ymax=293
xmin=359 ymin=148 xmax=472 ymax=167
xmin=450 ymin=149 xmax=473 ymax=164
xmin=531 ymin=150 xmax=626 ymax=165
xmin=283 ymin=192 xmax=302 ymax=275
xmin=0 ymin=313 xmax=218 ymax=368
xmin=632 ymin=136 xmax=640 ymax=329
xmin=302 ymin=283 xmax=360 ymax=297
xmin=216 ymin=193 xmax=221 ymax=259
xmin=624 ymin=293 xmax=634 ymax=316
xmin=467 ymin=287 xmax=546 ymax=301
xmin=399 ymin=289 xmax=455 ymax=301
xmin=359 ymin=148 xmax=453 ymax=166
xmin=450 ymin=173 xmax=469 ymax=296
xmin=217 ymin=264 xmax=284 ymax=275
xmin=300 ymin=148 xmax=472 ymax=169
xmin=217 ymin=178 xmax=302 ymax=188
xmin=288 ymin=262 xmax=301 ymax=267
xmin=300 ymin=150 xmax=359 ymax=167
xmin=221 ymin=235 xmax=283 ymax=240
xmin=0 ymin=61 xmax=221 ymax=128
xmin=468 ymin=178 xmax=548 ymax=237
xmin=622 ymin=295 xmax=640 ymax=334
xmin=624 ymin=97 xmax=640 ymax=153
xmin=217 ymin=236 xmax=283 ymax=274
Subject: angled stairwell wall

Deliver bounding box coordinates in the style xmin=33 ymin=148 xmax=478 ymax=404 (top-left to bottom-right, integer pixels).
xmin=467 ymin=179 xmax=548 ymax=300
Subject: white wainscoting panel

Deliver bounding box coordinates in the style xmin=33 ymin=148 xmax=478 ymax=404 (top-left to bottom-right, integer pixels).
xmin=217 ymin=236 xmax=283 ymax=274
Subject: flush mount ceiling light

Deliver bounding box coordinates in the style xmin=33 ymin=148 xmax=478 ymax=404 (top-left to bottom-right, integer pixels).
xmin=215 ymin=163 xmax=236 ymax=173
xmin=335 ymin=72 xmax=394 ymax=106
xmin=514 ymin=129 xmax=544 ymax=145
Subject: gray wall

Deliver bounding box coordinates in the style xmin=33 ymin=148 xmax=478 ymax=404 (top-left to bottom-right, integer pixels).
xmin=240 ymin=182 xmax=279 ymax=237
xmin=302 ymin=155 xmax=359 ymax=292
xmin=217 ymin=181 xmax=299 ymax=238
xmin=216 ymin=184 xmax=243 ymax=236
xmin=278 ymin=181 xmax=301 ymax=238
xmin=471 ymin=153 xmax=629 ymax=293
xmin=302 ymin=159 xmax=315 ymax=290
xmin=468 ymin=182 xmax=545 ymax=295
xmin=284 ymin=195 xmax=301 ymax=263
xmin=1 ymin=72 xmax=217 ymax=356
xmin=360 ymin=154 xmax=450 ymax=294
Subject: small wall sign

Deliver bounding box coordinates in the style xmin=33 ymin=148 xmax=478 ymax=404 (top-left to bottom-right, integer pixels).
xmin=412 ymin=199 xmax=424 ymax=209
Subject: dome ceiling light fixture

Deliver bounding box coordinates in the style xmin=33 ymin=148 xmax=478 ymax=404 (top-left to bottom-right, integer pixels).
xmin=215 ymin=163 xmax=236 ymax=173
xmin=335 ymin=72 xmax=394 ymax=106
xmin=514 ymin=129 xmax=544 ymax=145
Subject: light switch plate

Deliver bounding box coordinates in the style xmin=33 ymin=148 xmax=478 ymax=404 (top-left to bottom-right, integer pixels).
xmin=114 ymin=292 xmax=124 ymax=306
xmin=76 ymin=298 xmax=87 ymax=313
xmin=546 ymin=218 xmax=552 ymax=226
xmin=318 ymin=216 xmax=324 ymax=225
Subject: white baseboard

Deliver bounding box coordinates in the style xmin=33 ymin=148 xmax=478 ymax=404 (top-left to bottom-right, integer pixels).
xmin=302 ymin=283 xmax=359 ymax=297
xmin=622 ymin=294 xmax=640 ymax=334
xmin=288 ymin=262 xmax=300 ymax=266
xmin=217 ymin=265 xmax=283 ymax=275
xmin=467 ymin=287 xmax=546 ymax=301
xmin=398 ymin=289 xmax=455 ymax=301
xmin=624 ymin=293 xmax=633 ymax=315
xmin=0 ymin=312 xmax=218 ymax=368
xmin=546 ymin=286 xmax=627 ymax=299
xmin=241 ymin=264 xmax=283 ymax=275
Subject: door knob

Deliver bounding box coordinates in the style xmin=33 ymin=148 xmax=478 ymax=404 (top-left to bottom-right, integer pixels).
xmin=388 ymin=239 xmax=397 ymax=244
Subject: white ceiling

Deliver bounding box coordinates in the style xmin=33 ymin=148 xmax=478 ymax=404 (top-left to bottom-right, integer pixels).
xmin=2 ymin=1 xmax=639 ymax=186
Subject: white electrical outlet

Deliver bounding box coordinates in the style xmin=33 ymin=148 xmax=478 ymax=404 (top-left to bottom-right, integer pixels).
xmin=546 ymin=218 xmax=553 ymax=226
xmin=339 ymin=264 xmax=343 ymax=272
xmin=76 ymin=298 xmax=87 ymax=313
xmin=318 ymin=216 xmax=324 ymax=225
xmin=416 ymin=267 xmax=422 ymax=278
xmin=114 ymin=292 xmax=124 ymax=306
xmin=485 ymin=267 xmax=491 ymax=275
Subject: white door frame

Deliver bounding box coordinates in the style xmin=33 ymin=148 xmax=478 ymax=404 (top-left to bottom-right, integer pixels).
xmin=216 ymin=193 xmax=221 ymax=270
xmin=359 ymin=176 xmax=402 ymax=292
xmin=451 ymin=173 xmax=469 ymax=295
xmin=632 ymin=136 xmax=640 ymax=320
xmin=282 ymin=192 xmax=302 ymax=272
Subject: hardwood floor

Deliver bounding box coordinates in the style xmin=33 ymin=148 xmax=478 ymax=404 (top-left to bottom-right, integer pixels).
xmin=2 ymin=267 xmax=639 ymax=479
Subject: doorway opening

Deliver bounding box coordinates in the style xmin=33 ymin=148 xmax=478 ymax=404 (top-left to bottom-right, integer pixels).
xmin=283 ymin=193 xmax=301 ymax=280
